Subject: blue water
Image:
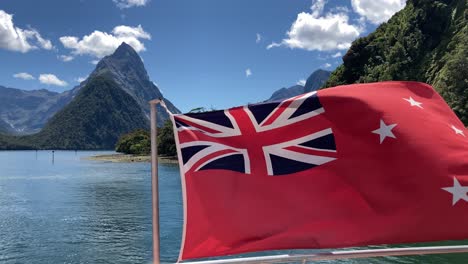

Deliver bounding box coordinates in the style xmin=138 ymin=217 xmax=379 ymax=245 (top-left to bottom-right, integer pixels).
xmin=0 ymin=151 xmax=466 ymax=263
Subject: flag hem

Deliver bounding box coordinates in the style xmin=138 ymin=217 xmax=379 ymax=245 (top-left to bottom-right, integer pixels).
xmin=170 ymin=112 xmax=189 ymax=263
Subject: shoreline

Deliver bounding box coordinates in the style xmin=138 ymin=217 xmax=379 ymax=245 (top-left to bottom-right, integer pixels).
xmin=86 ymin=153 xmax=178 ymax=164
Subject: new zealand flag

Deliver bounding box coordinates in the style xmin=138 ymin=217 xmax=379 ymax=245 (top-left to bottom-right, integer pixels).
xmin=169 ymin=82 xmax=468 ymax=261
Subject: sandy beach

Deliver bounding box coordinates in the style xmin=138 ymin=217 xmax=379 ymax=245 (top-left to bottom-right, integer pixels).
xmin=86 ymin=153 xmax=179 ymax=164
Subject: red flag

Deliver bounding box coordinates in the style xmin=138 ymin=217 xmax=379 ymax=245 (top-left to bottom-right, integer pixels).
xmin=171 ymin=81 xmax=468 ymax=261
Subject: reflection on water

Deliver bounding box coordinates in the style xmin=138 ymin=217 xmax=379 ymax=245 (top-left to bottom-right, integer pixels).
xmin=0 ymin=151 xmax=466 ymax=263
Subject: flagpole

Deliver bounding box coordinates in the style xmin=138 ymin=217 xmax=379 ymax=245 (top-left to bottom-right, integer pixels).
xmin=150 ymin=99 xmax=161 ymax=264
xmin=179 ymin=245 xmax=468 ymax=264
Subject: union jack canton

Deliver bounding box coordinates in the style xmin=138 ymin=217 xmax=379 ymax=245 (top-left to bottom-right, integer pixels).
xmin=173 ymin=91 xmax=338 ymax=176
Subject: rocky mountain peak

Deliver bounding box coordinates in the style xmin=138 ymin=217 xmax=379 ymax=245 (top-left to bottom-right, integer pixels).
xmin=87 ymin=42 xmax=179 ymax=121
xmin=113 ymin=42 xmax=139 ymax=58
xmin=94 ymin=42 xmax=149 ymax=82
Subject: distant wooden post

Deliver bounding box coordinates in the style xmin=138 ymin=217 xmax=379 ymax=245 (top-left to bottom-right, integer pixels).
xmin=52 ymin=150 xmax=55 ymax=164
xmin=149 ymin=99 xmax=161 ymax=264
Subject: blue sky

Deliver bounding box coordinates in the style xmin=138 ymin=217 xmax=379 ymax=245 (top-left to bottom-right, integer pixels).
xmin=0 ymin=0 xmax=406 ymax=112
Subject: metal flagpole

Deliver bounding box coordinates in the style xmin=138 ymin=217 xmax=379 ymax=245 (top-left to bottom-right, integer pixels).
xmin=179 ymin=245 xmax=468 ymax=264
xmin=150 ymin=99 xmax=161 ymax=264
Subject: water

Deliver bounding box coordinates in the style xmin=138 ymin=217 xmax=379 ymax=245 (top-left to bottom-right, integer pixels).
xmin=0 ymin=151 xmax=466 ymax=263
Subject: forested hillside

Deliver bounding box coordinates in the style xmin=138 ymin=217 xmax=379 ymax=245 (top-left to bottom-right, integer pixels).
xmin=325 ymin=0 xmax=467 ymax=124
xmin=0 ymin=76 xmax=148 ymax=150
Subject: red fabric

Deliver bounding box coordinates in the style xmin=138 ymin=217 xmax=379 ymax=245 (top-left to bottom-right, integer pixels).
xmin=173 ymin=81 xmax=468 ymax=260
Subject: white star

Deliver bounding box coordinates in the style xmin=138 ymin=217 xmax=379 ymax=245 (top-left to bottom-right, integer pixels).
xmin=403 ymin=97 xmax=423 ymax=109
xmin=451 ymin=125 xmax=466 ymax=137
xmin=372 ymin=119 xmax=397 ymax=144
xmin=442 ymin=177 xmax=468 ymax=206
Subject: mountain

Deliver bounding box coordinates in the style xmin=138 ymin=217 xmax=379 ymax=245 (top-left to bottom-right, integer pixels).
xmin=88 ymin=42 xmax=179 ymax=124
xmin=0 ymin=42 xmax=180 ymax=149
xmin=304 ymin=69 xmax=332 ymax=93
xmin=325 ymin=0 xmax=467 ymax=124
xmin=0 ymin=76 xmax=149 ymax=150
xmin=0 ymin=118 xmax=11 ymax=134
xmin=29 ymin=76 xmax=149 ymax=149
xmin=0 ymin=43 xmax=179 ymax=135
xmin=268 ymin=85 xmax=305 ymax=101
xmin=0 ymin=86 xmax=73 ymax=134
xmin=267 ymin=69 xmax=331 ymax=101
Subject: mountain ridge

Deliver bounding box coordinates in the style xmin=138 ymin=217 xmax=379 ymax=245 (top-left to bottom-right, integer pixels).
xmin=0 ymin=42 xmax=179 ymax=135
xmin=267 ymin=69 xmax=331 ymax=101
xmin=0 ymin=42 xmax=180 ymax=149
xmin=304 ymin=69 xmax=332 ymax=93
xmin=0 ymin=85 xmax=73 ymax=134
xmin=29 ymin=76 xmax=149 ymax=149
xmin=89 ymin=42 xmax=179 ymax=123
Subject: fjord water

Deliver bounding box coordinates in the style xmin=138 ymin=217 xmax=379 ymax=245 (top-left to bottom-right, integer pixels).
xmin=0 ymin=150 xmax=182 ymax=263
xmin=0 ymin=151 xmax=466 ymax=264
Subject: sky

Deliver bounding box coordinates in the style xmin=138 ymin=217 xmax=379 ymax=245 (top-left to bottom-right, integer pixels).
xmin=0 ymin=0 xmax=406 ymax=112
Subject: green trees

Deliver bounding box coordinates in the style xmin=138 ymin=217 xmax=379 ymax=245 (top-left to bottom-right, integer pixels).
xmin=115 ymin=129 xmax=151 ymax=155
xmin=115 ymin=120 xmax=176 ymax=156
xmin=33 ymin=76 xmax=149 ymax=149
xmin=324 ymin=0 xmax=467 ymax=124
xmin=157 ymin=120 xmax=177 ymax=156
xmin=0 ymin=76 xmax=150 ymax=150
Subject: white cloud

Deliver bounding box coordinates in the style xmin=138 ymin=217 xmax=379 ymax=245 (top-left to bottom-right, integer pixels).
xmin=90 ymin=60 xmax=100 ymax=65
xmin=0 ymin=10 xmax=53 ymax=53
xmin=113 ymin=0 xmax=149 ymax=9
xmin=13 ymin=72 xmax=35 ymax=80
xmin=331 ymin=6 xmax=351 ymax=13
xmin=245 ymin=68 xmax=252 ymax=77
xmin=59 ymin=25 xmax=151 ymax=58
xmin=256 ymin=33 xmax=262 ymax=43
xmin=112 ymin=25 xmax=151 ymax=39
xmin=323 ymin=63 xmax=332 ymax=68
xmin=311 ymin=0 xmax=326 ymax=17
xmin=39 ymin=74 xmax=68 ymax=87
xmin=76 ymin=76 xmax=87 ymax=83
xmin=351 ymin=0 xmax=406 ymax=24
xmin=332 ymin=52 xmax=342 ymax=58
xmin=267 ymin=1 xmax=361 ymax=51
xmin=35 ymin=34 xmax=53 ymax=50
xmin=297 ymin=79 xmax=306 ymax=86
xmin=58 ymin=55 xmax=74 ymax=62
xmin=266 ymin=42 xmax=281 ymax=49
